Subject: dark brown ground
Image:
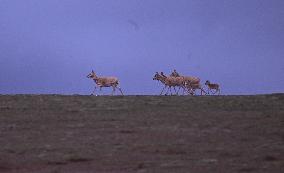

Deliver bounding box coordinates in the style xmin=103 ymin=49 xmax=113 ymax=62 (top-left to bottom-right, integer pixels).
xmin=0 ymin=94 xmax=283 ymax=173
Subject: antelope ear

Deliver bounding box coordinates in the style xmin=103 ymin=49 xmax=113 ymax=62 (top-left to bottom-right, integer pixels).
xmin=92 ymin=70 xmax=94 ymax=73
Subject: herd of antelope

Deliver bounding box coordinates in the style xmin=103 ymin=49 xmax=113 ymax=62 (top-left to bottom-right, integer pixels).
xmin=87 ymin=70 xmax=220 ymax=96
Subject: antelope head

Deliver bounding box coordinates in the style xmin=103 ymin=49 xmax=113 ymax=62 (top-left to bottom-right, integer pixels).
xmin=87 ymin=70 xmax=97 ymax=79
xmin=205 ymin=80 xmax=210 ymax=85
xmin=153 ymin=72 xmax=160 ymax=81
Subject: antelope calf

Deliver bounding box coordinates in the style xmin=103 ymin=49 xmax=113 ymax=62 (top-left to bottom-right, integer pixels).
xmin=205 ymin=80 xmax=220 ymax=95
xmin=87 ymin=70 xmax=123 ymax=95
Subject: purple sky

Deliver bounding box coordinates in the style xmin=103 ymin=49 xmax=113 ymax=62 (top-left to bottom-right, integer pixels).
xmin=0 ymin=0 xmax=284 ymax=95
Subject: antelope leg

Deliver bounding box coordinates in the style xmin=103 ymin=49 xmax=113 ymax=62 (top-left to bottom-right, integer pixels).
xmin=117 ymin=87 xmax=124 ymax=95
xmin=211 ymin=89 xmax=217 ymax=95
xmin=190 ymin=89 xmax=194 ymax=95
xmin=183 ymin=86 xmax=186 ymax=95
xmin=165 ymin=86 xmax=171 ymax=95
xmin=160 ymin=86 xmax=166 ymax=95
xmin=180 ymin=86 xmax=185 ymax=95
xmin=173 ymin=87 xmax=178 ymax=95
xmin=201 ymin=88 xmax=206 ymax=95
xmin=169 ymin=87 xmax=173 ymax=95
xmin=176 ymin=87 xmax=181 ymax=95
xmin=111 ymin=86 xmax=116 ymax=96
xmin=92 ymin=86 xmax=97 ymax=95
xmin=165 ymin=87 xmax=170 ymax=95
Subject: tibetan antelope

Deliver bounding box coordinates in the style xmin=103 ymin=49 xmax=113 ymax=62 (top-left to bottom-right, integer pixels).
xmin=153 ymin=72 xmax=185 ymax=95
xmin=205 ymin=80 xmax=220 ymax=95
xmin=87 ymin=70 xmax=123 ymax=95
xmin=153 ymin=72 xmax=172 ymax=95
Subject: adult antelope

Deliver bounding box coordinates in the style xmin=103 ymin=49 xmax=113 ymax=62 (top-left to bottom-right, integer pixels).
xmin=205 ymin=80 xmax=220 ymax=95
xmin=87 ymin=70 xmax=123 ymax=95
xmin=153 ymin=72 xmax=185 ymax=95
xmin=153 ymin=72 xmax=170 ymax=95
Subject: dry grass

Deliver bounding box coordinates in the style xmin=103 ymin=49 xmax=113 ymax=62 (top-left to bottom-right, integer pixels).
xmin=0 ymin=94 xmax=283 ymax=173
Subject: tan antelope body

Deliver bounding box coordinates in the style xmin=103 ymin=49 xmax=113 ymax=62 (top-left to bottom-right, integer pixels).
xmin=183 ymin=76 xmax=200 ymax=85
xmin=87 ymin=70 xmax=123 ymax=95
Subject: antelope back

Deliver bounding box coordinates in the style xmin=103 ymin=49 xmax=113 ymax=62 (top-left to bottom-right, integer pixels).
xmin=184 ymin=76 xmax=200 ymax=84
xmin=166 ymin=76 xmax=184 ymax=86
xmin=97 ymin=77 xmax=118 ymax=86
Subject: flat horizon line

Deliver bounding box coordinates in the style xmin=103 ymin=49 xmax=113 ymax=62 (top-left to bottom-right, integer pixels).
xmin=0 ymin=93 xmax=283 ymax=97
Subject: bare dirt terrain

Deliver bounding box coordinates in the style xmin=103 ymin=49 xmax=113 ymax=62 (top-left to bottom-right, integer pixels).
xmin=0 ymin=94 xmax=283 ymax=173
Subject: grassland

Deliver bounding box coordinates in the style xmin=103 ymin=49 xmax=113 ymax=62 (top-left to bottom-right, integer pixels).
xmin=0 ymin=94 xmax=283 ymax=173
